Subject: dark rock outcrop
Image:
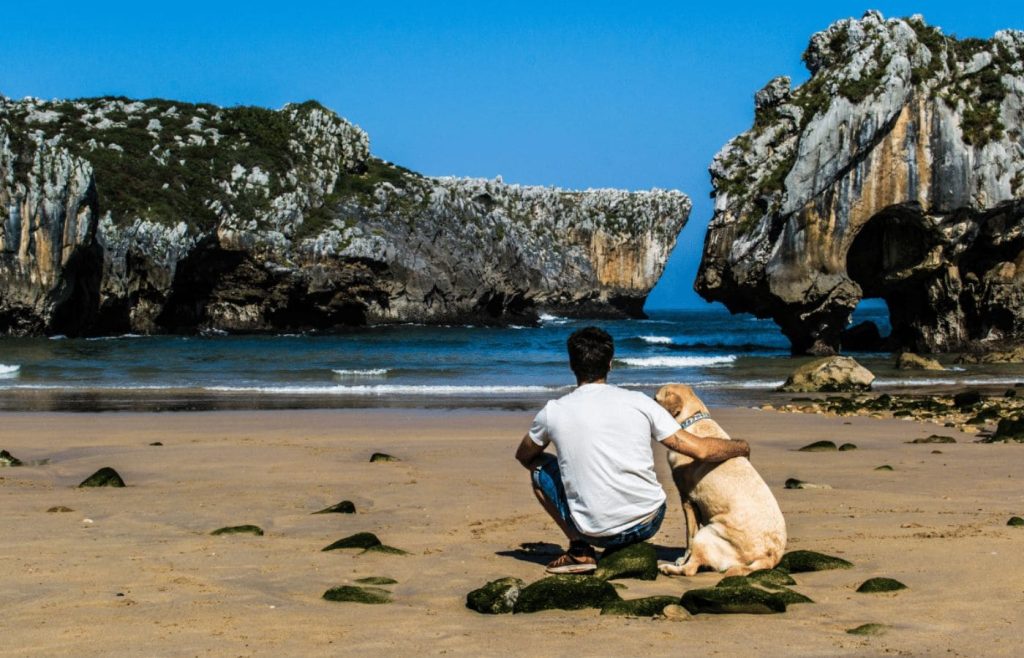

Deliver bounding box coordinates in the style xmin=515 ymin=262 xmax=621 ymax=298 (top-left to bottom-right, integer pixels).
xmin=0 ymin=96 xmax=689 ymax=336
xmin=777 ymin=550 xmax=853 ymax=573
xmin=78 ymin=466 xmax=125 ymax=487
xmin=696 ymin=12 xmax=1024 ymax=354
xmin=512 ymin=575 xmax=619 ymax=614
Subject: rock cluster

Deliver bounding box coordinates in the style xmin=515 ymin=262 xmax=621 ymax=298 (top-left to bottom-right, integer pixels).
xmin=696 ymin=11 xmax=1024 ymax=355
xmin=780 ymin=356 xmax=875 ymax=392
xmin=0 ymin=95 xmax=689 ymax=336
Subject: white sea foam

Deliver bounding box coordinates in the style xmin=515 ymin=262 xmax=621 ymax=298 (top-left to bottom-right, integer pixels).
xmin=638 ymin=335 xmax=673 ymax=345
xmin=539 ymin=313 xmax=569 ymax=324
xmin=617 ymin=355 xmax=737 ymax=368
xmin=48 ymin=335 xmax=67 ymax=341
xmin=332 ymin=368 xmax=390 ymax=377
xmin=0 ymin=364 xmax=20 ymax=379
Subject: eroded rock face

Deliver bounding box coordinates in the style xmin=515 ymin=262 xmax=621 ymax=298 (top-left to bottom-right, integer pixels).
xmin=0 ymin=96 xmax=689 ymax=336
xmin=696 ymin=11 xmax=1024 ymax=354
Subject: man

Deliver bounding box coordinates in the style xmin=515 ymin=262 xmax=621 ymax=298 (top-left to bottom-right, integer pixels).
xmin=515 ymin=326 xmax=750 ymax=574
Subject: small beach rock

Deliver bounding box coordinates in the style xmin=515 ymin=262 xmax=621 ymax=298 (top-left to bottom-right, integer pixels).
xmin=78 ymin=467 xmax=126 ymax=488
xmin=363 ymin=544 xmax=409 ymax=555
xmin=323 ymin=585 xmax=391 ymax=604
xmin=874 ymin=465 xmax=895 ymax=471
xmin=0 ymin=449 xmax=23 ymax=467
xmin=148 ymin=442 xmax=163 ymax=446
xmin=953 ymin=390 xmax=982 ymax=408
xmin=896 ymin=353 xmax=944 ymax=371
xmin=513 ymin=575 xmax=619 ymax=613
xmin=907 ymin=435 xmax=956 ymax=444
xmin=661 ymin=603 xmax=692 ymax=621
xmin=747 ymin=569 xmax=796 ymax=587
xmin=313 ymin=500 xmax=356 ymax=514
xmin=356 ymin=576 xmax=397 ymax=585
xmin=767 ymin=586 xmax=814 ymax=605
xmin=46 ymin=506 xmax=73 ymax=513
xmin=211 ymin=525 xmax=264 ymax=536
xmin=369 ymin=452 xmax=398 ymax=463
xmin=785 ymin=478 xmax=831 ymax=490
xmin=466 ymin=577 xmax=525 ymax=614
xmin=780 ymin=356 xmax=874 ymax=393
xmin=856 ymin=577 xmax=907 ymax=593
xmin=838 ymin=443 xmax=857 ymax=451
xmin=322 ymin=532 xmax=382 ymax=551
xmin=594 ymin=542 xmax=658 ymax=581
xmin=600 ymin=595 xmax=679 ymax=617
xmin=798 ymin=440 xmax=837 ymax=452
xmin=1007 ymin=516 xmax=1024 ymax=527
xmin=680 ymin=586 xmax=787 ymax=614
xmin=847 ymin=623 xmax=890 ymax=636
xmin=777 ymin=550 xmax=852 ymax=573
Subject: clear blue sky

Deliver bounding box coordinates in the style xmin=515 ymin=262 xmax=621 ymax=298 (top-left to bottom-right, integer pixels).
xmin=3 ymin=2 xmax=1022 ymax=308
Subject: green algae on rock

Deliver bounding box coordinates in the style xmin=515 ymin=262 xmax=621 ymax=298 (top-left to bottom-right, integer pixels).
xmin=594 ymin=542 xmax=658 ymax=581
xmin=715 ymin=576 xmax=751 ymax=589
xmin=1008 ymin=516 xmax=1024 ymax=526
xmin=78 ymin=467 xmax=126 ymax=487
xmin=322 ymin=532 xmax=382 ymax=551
xmin=798 ymin=440 xmax=837 ymax=452
xmin=838 ymin=443 xmax=857 ymax=451
xmin=907 ymin=435 xmax=956 ymax=444
xmin=874 ymin=465 xmax=895 ymax=471
xmin=0 ymin=449 xmax=23 ymax=466
xmin=856 ymin=577 xmax=907 ymax=593
xmin=313 ymin=500 xmax=356 ymax=514
xmin=847 ymin=623 xmax=890 ymax=636
xmin=466 ymin=577 xmax=526 ymax=614
xmin=211 ymin=524 xmax=264 ymax=536
xmin=355 ymin=576 xmax=397 ymax=585
xmin=680 ymin=586 xmax=787 ymax=614
xmin=768 ymin=586 xmax=813 ymax=605
xmin=600 ymin=595 xmax=679 ymax=617
xmin=369 ymin=452 xmax=398 ymax=463
xmin=363 ymin=544 xmax=409 ymax=555
xmin=323 ymin=585 xmax=391 ymax=604
xmin=513 ymin=575 xmax=620 ymax=614
xmin=777 ymin=550 xmax=852 ymax=573
xmin=747 ymin=569 xmax=796 ymax=587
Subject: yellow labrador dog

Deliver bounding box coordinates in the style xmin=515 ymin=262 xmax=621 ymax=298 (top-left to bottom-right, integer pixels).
xmin=656 ymin=384 xmax=786 ymax=576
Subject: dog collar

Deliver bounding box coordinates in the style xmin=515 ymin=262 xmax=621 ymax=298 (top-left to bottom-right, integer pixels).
xmin=679 ymin=411 xmax=710 ymax=430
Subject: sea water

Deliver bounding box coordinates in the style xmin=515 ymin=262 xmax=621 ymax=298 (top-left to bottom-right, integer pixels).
xmin=0 ymin=305 xmax=1018 ymax=411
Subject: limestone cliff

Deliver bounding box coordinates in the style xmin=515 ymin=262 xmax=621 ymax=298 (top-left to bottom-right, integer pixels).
xmin=0 ymin=96 xmax=688 ymax=335
xmin=696 ymin=11 xmax=1024 ymax=354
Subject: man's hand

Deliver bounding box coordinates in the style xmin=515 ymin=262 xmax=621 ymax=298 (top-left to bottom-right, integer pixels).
xmin=662 ymin=429 xmax=750 ymax=462
xmin=515 ymin=433 xmax=547 ymax=469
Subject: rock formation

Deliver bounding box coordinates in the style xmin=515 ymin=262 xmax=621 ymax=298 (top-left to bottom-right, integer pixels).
xmin=0 ymin=96 xmax=689 ymax=336
xmin=696 ymin=11 xmax=1024 ymax=354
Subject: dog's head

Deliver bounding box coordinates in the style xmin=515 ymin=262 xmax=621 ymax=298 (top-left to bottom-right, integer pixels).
xmin=655 ymin=383 xmax=710 ymax=423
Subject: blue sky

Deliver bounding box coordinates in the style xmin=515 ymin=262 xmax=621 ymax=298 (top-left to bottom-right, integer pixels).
xmin=3 ymin=2 xmax=1022 ymax=308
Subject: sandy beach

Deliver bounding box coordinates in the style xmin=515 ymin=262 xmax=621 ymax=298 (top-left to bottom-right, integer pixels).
xmin=1 ymin=406 xmax=1022 ymax=657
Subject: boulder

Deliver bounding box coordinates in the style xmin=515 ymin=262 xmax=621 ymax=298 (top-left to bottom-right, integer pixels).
xmin=856 ymin=577 xmax=907 ymax=593
xmin=78 ymin=467 xmax=126 ymax=488
xmin=747 ymin=569 xmax=796 ymax=587
xmin=989 ymin=417 xmax=1024 ymax=442
xmin=953 ymin=390 xmax=982 ymax=409
xmin=0 ymin=449 xmax=23 ymax=466
xmin=313 ymin=500 xmax=356 ymax=514
xmin=211 ymin=525 xmax=264 ymax=536
xmin=369 ymin=453 xmax=398 ymax=463
xmin=958 ymin=347 xmax=1024 ymax=364
xmin=680 ymin=586 xmax=787 ymax=614
xmin=322 ymin=585 xmax=391 ymax=604
xmin=1007 ymin=516 xmax=1024 ymax=527
xmin=661 ymin=604 xmax=692 ymax=621
xmin=798 ymin=440 xmax=837 ymax=452
xmin=466 ymin=577 xmax=525 ymax=614
xmin=513 ymin=575 xmax=619 ymax=613
xmin=594 ymin=542 xmax=658 ymax=581
xmin=600 ymin=595 xmax=679 ymax=617
xmin=777 ymin=550 xmax=852 ymax=573
xmin=780 ymin=357 xmax=874 ymax=393
xmin=896 ymin=353 xmax=945 ymax=371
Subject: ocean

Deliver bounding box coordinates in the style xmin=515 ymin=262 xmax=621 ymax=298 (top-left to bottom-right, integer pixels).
xmin=0 ymin=304 xmax=1020 ymax=412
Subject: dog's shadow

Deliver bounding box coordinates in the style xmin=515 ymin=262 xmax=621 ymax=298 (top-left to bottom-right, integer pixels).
xmin=497 ymin=541 xmax=682 ymax=565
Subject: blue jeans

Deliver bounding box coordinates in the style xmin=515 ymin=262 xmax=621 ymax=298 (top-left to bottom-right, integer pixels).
xmin=531 ymin=454 xmax=665 ymax=549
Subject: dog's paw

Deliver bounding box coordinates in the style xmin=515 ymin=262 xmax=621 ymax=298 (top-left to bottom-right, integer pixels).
xmin=657 ymin=560 xmax=686 ymax=576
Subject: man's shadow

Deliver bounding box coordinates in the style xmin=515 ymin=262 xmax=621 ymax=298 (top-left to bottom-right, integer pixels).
xmin=496 ymin=541 xmax=681 ymax=565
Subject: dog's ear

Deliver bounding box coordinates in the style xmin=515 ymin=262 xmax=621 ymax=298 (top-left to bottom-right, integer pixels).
xmin=657 ymin=390 xmax=683 ymax=417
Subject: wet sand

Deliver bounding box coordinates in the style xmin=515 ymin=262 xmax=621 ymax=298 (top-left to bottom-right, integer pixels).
xmin=0 ymin=407 xmax=1021 ymax=656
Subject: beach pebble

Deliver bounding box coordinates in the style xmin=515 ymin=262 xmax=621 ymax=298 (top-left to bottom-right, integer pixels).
xmin=512 ymin=575 xmax=619 ymax=614
xmin=322 ymin=532 xmax=382 ymax=551
xmin=680 ymin=586 xmax=787 ymax=614
xmin=874 ymin=465 xmax=895 ymax=471
xmin=907 ymin=435 xmax=956 ymax=444
xmin=148 ymin=442 xmax=163 ymax=446
xmin=323 ymin=585 xmax=391 ymax=604
xmin=777 ymin=550 xmax=852 ymax=573
xmin=838 ymin=443 xmax=857 ymax=451
xmin=661 ymin=604 xmax=692 ymax=621
xmin=313 ymin=500 xmax=356 ymax=514
xmin=466 ymin=577 xmax=525 ymax=614
xmin=0 ymin=449 xmax=24 ymax=467
xmin=856 ymin=577 xmax=907 ymax=593
xmin=355 ymin=576 xmax=397 ymax=585
xmin=785 ymin=478 xmax=832 ymax=490
xmin=594 ymin=542 xmax=658 ymax=581
xmin=847 ymin=623 xmax=890 ymax=636
xmin=47 ymin=506 xmax=74 ymax=513
xmin=78 ymin=467 xmax=126 ymax=488
xmin=369 ymin=452 xmax=398 ymax=463
xmin=211 ymin=524 xmax=264 ymax=536
xmin=798 ymin=440 xmax=837 ymax=452
xmin=600 ymin=595 xmax=679 ymax=617
xmin=1007 ymin=516 xmax=1024 ymax=527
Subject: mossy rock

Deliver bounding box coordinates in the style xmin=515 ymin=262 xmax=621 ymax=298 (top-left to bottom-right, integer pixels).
xmin=953 ymin=390 xmax=982 ymax=408
xmin=907 ymin=435 xmax=956 ymax=444
xmin=747 ymin=568 xmax=796 ymax=587
xmin=78 ymin=467 xmax=126 ymax=487
xmin=363 ymin=544 xmax=409 ymax=555
xmin=1008 ymin=516 xmax=1024 ymax=527
xmin=769 ymin=586 xmax=813 ymax=605
xmin=785 ymin=478 xmax=831 ymax=490
xmin=990 ymin=417 xmax=1024 ymax=442
xmin=211 ymin=524 xmax=264 ymax=536
xmin=313 ymin=500 xmax=356 ymax=514
xmin=47 ymin=506 xmax=74 ymax=513
xmin=0 ymin=449 xmax=24 ymax=466
xmin=322 ymin=532 xmax=382 ymax=551
xmin=369 ymin=452 xmax=398 ymax=463
xmin=600 ymin=595 xmax=679 ymax=617
xmin=856 ymin=577 xmax=907 ymax=593
xmin=680 ymin=586 xmax=786 ymax=614
xmin=323 ymin=585 xmax=391 ymax=604
xmin=847 ymin=623 xmax=889 ymax=636
xmin=355 ymin=576 xmax=397 ymax=585
xmin=874 ymin=465 xmax=895 ymax=471
xmin=798 ymin=440 xmax=837 ymax=452
xmin=466 ymin=577 xmax=525 ymax=614
xmin=838 ymin=443 xmax=857 ymax=451
xmin=594 ymin=542 xmax=658 ymax=581
xmin=513 ymin=575 xmax=620 ymax=613
xmin=715 ymin=576 xmax=750 ymax=589
xmin=777 ymin=550 xmax=852 ymax=573
xmin=714 ymin=576 xmax=811 ymax=604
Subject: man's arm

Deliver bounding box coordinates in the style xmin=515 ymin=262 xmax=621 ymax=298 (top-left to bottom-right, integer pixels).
xmin=515 ymin=433 xmax=547 ymax=469
xmin=661 ymin=428 xmax=750 ymax=462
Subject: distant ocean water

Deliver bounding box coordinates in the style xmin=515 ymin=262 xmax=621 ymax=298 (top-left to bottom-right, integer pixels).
xmin=0 ymin=304 xmax=1020 ymax=411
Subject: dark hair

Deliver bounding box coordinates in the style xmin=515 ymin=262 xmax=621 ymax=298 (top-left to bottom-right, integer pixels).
xmin=567 ymin=327 xmax=614 ymax=383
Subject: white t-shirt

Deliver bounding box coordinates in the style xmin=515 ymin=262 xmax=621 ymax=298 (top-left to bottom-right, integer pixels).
xmin=528 ymin=383 xmax=681 ymax=537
